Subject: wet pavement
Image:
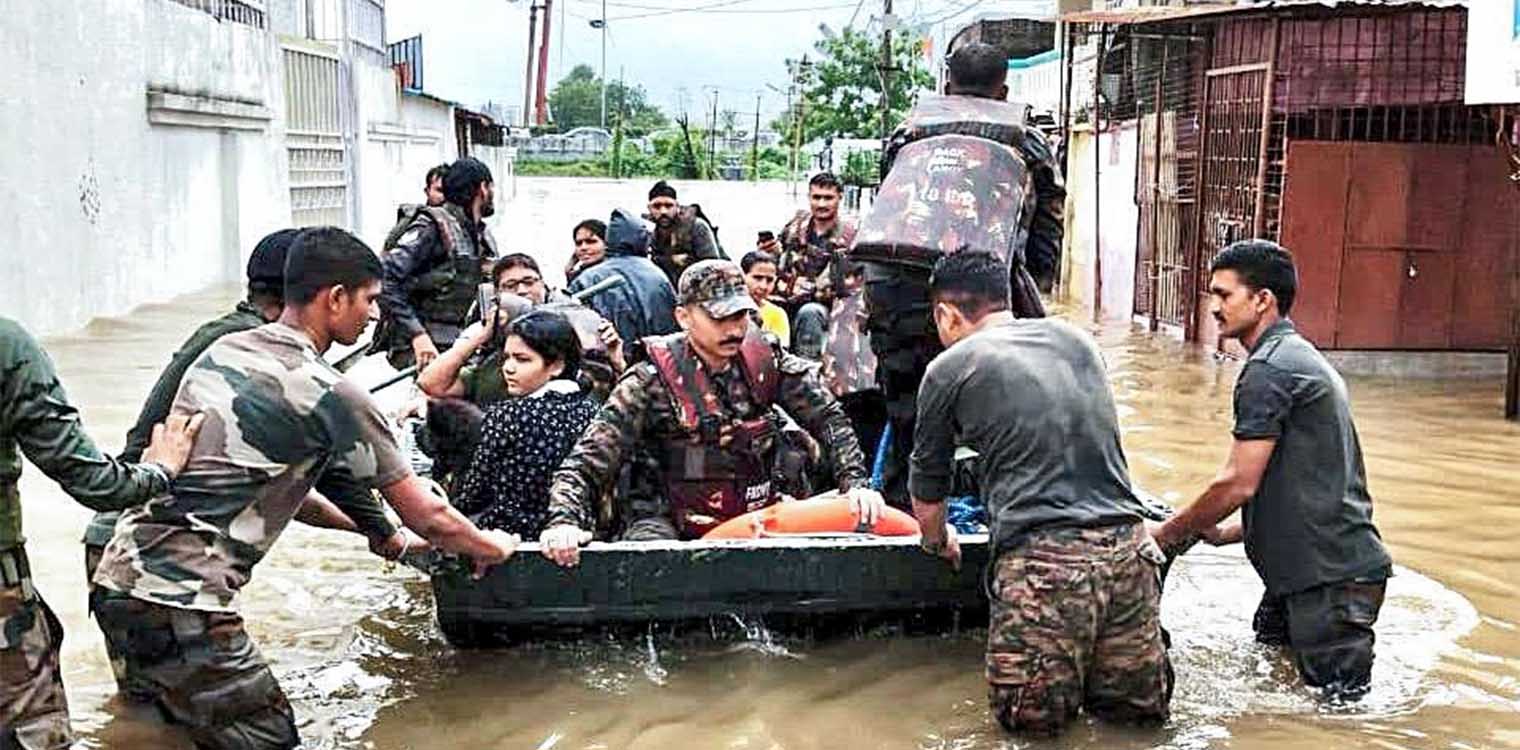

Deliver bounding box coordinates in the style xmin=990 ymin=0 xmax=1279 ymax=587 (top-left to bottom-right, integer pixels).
xmin=16 ymin=177 xmax=1520 ymax=749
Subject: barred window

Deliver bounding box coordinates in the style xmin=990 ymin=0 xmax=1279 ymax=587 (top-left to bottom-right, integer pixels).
xmin=165 ymin=0 xmax=266 ymax=29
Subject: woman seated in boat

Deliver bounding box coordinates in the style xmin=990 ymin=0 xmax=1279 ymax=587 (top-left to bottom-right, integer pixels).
xmin=450 ymin=310 xmax=600 ymax=537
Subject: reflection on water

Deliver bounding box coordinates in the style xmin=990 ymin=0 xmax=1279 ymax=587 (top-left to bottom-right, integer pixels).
xmin=17 ymin=178 xmax=1520 ymax=749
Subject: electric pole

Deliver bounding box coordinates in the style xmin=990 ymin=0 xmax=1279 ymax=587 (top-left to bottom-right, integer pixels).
xmin=599 ymin=0 xmax=607 ymax=128
xmin=708 ymin=88 xmax=719 ymax=179
xmin=751 ymin=92 xmax=761 ymax=182
xmin=523 ymin=2 xmax=539 ymax=128
xmin=534 ymin=0 xmax=554 ymax=126
xmin=879 ymin=0 xmax=893 ymax=140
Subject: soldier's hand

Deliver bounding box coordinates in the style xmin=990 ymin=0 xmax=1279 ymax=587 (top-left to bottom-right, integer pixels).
xmin=598 ymin=321 xmax=626 ymax=371
xmin=846 ymin=487 xmax=887 ymax=531
xmin=142 ymin=412 xmax=206 ymax=478
xmin=411 ymin=333 xmax=440 ymax=369
xmin=940 ymin=525 xmax=962 ymax=571
xmin=370 ymin=528 xmax=430 ymax=561
xmin=540 ymin=525 xmax=592 ymax=568
xmin=1202 ymin=521 xmax=1243 ymax=547
xmin=471 ymin=530 xmax=520 ymax=579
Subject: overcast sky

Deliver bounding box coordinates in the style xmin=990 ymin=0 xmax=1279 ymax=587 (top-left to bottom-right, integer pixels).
xmin=385 ymin=0 xmax=1056 ymax=126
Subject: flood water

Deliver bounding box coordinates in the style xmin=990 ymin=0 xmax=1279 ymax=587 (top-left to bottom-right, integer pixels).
xmin=18 ymin=177 xmax=1520 ymax=749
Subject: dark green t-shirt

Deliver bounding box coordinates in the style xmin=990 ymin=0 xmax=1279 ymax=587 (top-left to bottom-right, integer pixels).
xmin=459 ymin=350 xmax=510 ymax=405
xmin=909 ymin=319 xmax=1143 ymax=555
xmin=1232 ymin=320 xmax=1391 ymax=595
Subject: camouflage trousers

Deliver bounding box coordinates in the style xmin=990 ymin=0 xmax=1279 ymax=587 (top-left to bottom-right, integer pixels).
xmin=0 ymin=571 xmax=73 ymax=750
xmin=84 ymin=543 xmax=155 ymax=703
xmin=91 ymin=589 xmax=298 ymax=750
xmin=986 ymin=523 xmax=1173 ymax=735
xmin=861 ymin=262 xmax=941 ymax=508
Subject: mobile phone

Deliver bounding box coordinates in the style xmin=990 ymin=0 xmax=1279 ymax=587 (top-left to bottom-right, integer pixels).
xmin=477 ymin=282 xmax=497 ymax=324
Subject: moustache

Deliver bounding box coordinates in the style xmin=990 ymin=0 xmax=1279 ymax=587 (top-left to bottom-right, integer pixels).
xmin=719 ymin=336 xmax=744 ymax=348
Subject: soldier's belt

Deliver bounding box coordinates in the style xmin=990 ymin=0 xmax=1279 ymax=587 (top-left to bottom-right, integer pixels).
xmin=0 ymin=544 xmax=32 ymax=589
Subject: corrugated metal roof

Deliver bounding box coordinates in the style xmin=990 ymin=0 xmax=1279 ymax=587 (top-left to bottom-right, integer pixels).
xmin=1062 ymin=0 xmax=1467 ymax=25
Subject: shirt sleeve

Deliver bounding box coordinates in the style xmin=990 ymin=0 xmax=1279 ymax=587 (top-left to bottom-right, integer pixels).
xmin=1232 ymin=361 xmax=1295 ymax=440
xmin=908 ymin=361 xmax=960 ymax=503
xmin=0 ymin=321 xmax=169 ymax=509
xmin=328 ymin=381 xmax=413 ymax=490
xmin=546 ymin=366 xmax=655 ymax=530
xmin=774 ymin=347 xmax=867 ymax=489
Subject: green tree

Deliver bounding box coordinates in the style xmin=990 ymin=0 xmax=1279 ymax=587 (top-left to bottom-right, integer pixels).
xmin=549 ymin=64 xmax=668 ymax=134
xmin=770 ymin=28 xmax=934 ymax=144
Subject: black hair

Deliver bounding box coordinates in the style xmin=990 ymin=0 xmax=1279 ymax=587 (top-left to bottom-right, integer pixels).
xmin=808 ymin=171 xmax=843 ymax=193
xmin=424 ymin=163 xmax=450 ymax=187
xmin=507 ymin=309 xmax=582 ymax=383
xmin=946 ymin=42 xmax=1007 ymax=93
xmin=1210 ymin=239 xmax=1298 ymax=315
xmin=648 ymin=180 xmax=678 ymax=201
xmin=283 ymin=227 xmax=384 ymax=305
xmin=572 ymin=218 xmax=607 ymax=242
xmin=492 ymin=253 xmax=542 ymax=284
xmin=929 ymin=250 xmax=1010 ymax=319
xmin=741 ymin=251 xmax=778 ymax=273
xmin=443 ymin=157 xmax=493 ymax=206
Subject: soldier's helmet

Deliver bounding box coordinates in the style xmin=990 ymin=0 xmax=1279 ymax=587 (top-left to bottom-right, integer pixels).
xmin=678 ymin=260 xmax=758 ymax=319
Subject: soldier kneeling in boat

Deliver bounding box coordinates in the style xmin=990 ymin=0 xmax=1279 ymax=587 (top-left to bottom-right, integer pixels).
xmin=539 ymin=260 xmax=885 ymax=564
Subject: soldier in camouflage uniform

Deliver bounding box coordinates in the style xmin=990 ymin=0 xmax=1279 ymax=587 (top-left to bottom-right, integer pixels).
xmin=758 ymin=171 xmax=857 ymax=359
xmin=2 ymin=317 xmax=201 ymax=750
xmin=83 ymin=229 xmax=417 ymax=701
xmin=911 ymin=253 xmax=1170 ymax=736
xmin=91 ymin=228 xmax=517 ymax=750
xmin=645 ymin=181 xmax=723 ymax=288
xmin=539 ymin=260 xmax=885 ymax=561
xmin=820 ymin=261 xmax=886 ymax=460
xmin=851 ymin=41 xmax=1064 ymax=510
xmin=378 ymin=157 xmax=500 ymax=370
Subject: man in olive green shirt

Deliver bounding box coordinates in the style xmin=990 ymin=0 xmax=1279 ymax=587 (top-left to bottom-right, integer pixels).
xmin=2 ymin=316 xmax=201 ymax=749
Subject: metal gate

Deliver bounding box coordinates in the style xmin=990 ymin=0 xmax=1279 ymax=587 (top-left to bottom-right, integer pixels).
xmin=282 ymin=42 xmax=347 ymax=227
xmin=1192 ymin=63 xmax=1272 ymax=337
xmin=1133 ymin=35 xmax=1205 ymax=331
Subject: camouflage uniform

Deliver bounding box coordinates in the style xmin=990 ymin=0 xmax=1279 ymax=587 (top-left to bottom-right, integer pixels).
xmin=1 ymin=317 xmax=172 ymax=749
xmin=649 ymin=206 xmax=722 ymax=288
xmin=986 ymin=524 xmax=1172 ymax=735
xmin=92 ymin=322 xmax=411 ymax=750
xmin=378 ymin=203 xmax=498 ymax=369
xmin=775 ymin=212 xmax=857 ymax=359
xmin=82 ymin=301 xmax=399 ymax=701
xmin=851 ymin=93 xmax=1062 ymax=507
xmin=821 ymin=287 xmax=886 ymax=459
xmin=546 ymin=262 xmax=867 ymax=540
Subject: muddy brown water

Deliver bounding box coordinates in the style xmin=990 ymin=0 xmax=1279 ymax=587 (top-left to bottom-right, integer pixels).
xmin=16 ymin=179 xmax=1520 ymax=749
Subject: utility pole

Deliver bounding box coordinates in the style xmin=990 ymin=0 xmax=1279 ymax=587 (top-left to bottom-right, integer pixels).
xmin=523 ymin=2 xmax=539 ymax=128
xmin=708 ymin=88 xmax=719 ymax=179
xmin=599 ymin=0 xmax=608 ymax=128
xmin=879 ymin=0 xmax=893 ymax=140
xmin=534 ymin=0 xmax=554 ymax=126
xmin=751 ymin=92 xmax=761 ymax=182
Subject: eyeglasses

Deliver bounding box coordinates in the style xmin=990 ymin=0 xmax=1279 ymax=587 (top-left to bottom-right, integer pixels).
xmin=499 ymin=276 xmax=543 ymax=292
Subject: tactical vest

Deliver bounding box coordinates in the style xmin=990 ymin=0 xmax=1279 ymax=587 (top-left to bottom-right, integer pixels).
xmin=644 ymin=330 xmax=782 ymax=539
xmin=781 ymin=212 xmax=858 ymax=297
xmin=405 ymin=206 xmax=495 ymax=329
xmin=851 ymin=94 xmax=1036 ymax=270
xmin=0 ymin=477 xmax=18 ymax=552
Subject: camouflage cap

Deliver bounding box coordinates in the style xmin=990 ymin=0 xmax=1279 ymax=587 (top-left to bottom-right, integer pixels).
xmin=678 ymin=259 xmax=758 ymax=318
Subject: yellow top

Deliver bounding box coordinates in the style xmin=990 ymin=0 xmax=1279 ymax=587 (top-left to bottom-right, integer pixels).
xmin=757 ymin=301 xmax=791 ymax=344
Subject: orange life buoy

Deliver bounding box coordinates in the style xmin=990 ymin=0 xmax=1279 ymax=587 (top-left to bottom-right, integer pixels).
xmin=702 ymin=495 xmax=921 ymax=539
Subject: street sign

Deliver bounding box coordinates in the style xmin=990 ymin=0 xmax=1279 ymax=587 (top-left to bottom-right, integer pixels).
xmin=1465 ymin=0 xmax=1520 ymax=105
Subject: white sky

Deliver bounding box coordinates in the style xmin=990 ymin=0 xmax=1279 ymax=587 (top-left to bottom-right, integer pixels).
xmin=384 ymin=0 xmax=1056 ymax=126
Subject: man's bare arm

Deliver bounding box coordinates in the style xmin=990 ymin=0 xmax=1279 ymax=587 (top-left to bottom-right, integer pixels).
xmin=1153 ymin=438 xmax=1275 ymax=550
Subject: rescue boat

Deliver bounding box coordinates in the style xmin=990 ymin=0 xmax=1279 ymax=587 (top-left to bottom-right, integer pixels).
xmin=429 ymin=533 xmax=992 ymax=648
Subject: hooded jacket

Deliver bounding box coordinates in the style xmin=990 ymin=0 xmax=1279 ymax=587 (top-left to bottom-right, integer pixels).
xmin=567 ymin=209 xmax=678 ymax=361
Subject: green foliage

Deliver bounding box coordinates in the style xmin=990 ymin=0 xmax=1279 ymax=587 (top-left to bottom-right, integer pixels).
xmin=840 ymin=148 xmax=881 ymax=187
xmin=770 ymin=28 xmax=935 ymax=144
xmin=517 ymin=141 xmax=792 ymax=180
xmin=548 ymin=64 xmax=669 ymax=135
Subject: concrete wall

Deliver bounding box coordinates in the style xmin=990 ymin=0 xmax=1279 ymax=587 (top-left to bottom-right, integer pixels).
xmin=1059 ymin=124 xmax=1139 ymax=322
xmin=0 ymin=0 xmax=289 ymax=335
